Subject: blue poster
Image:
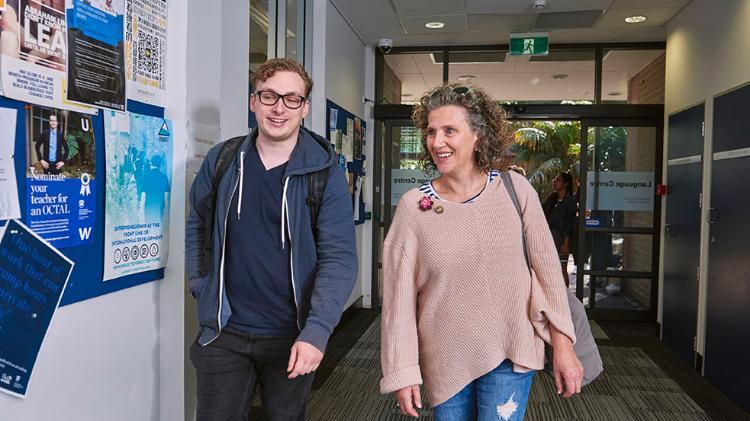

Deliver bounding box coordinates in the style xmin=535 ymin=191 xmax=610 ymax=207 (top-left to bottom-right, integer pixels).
xmin=0 ymin=219 xmax=74 ymax=398
xmin=66 ymin=0 xmax=126 ymax=110
xmin=24 ymin=105 xmax=97 ymax=249
xmin=103 ymin=111 xmax=172 ymax=281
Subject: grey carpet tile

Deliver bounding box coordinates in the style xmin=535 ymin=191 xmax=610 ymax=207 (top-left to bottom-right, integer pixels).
xmin=297 ymin=316 xmax=712 ymax=420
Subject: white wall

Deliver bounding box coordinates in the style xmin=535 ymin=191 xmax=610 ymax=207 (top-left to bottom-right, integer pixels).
xmin=0 ymin=2 xmax=190 ymax=420
xmin=323 ymin=0 xmax=373 ymax=309
xmin=662 ymin=0 xmax=750 ymax=357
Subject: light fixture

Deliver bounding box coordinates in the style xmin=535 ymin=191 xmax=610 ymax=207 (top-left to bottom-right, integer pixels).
xmin=532 ymin=0 xmax=547 ymax=9
xmin=625 ymin=15 xmax=647 ymax=23
xmin=457 ymin=74 xmax=476 ymax=81
xmin=424 ymin=21 xmax=445 ymax=29
xmin=551 ymin=73 xmax=569 ymax=80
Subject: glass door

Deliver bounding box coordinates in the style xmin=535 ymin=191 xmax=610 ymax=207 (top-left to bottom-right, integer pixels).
xmin=578 ymin=119 xmax=663 ymax=321
xmin=372 ymin=119 xmax=427 ymax=306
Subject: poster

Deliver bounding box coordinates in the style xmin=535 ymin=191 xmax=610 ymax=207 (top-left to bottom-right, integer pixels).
xmin=24 ymin=105 xmax=96 ymax=248
xmin=0 ymin=108 xmax=20 ymax=220
xmin=125 ymin=0 xmax=166 ymax=106
xmin=391 ymin=169 xmax=431 ymax=203
xmin=0 ymin=219 xmax=74 ymax=398
xmin=586 ymin=171 xmax=655 ymax=212
xmin=186 ymin=120 xmax=219 ymax=185
xmin=65 ymin=0 xmax=126 ymax=111
xmin=0 ymin=0 xmax=92 ymax=112
xmin=103 ymin=111 xmax=172 ymax=281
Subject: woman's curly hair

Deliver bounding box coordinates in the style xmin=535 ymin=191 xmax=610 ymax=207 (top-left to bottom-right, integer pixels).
xmin=412 ymin=83 xmax=511 ymax=175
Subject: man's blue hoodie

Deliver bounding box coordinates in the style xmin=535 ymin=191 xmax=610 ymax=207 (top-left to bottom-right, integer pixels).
xmin=186 ymin=127 xmax=357 ymax=351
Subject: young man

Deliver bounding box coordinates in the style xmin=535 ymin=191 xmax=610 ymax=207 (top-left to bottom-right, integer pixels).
xmin=185 ymin=58 xmax=357 ymax=420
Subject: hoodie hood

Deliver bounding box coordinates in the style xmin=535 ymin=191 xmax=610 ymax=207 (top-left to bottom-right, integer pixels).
xmin=284 ymin=127 xmax=338 ymax=177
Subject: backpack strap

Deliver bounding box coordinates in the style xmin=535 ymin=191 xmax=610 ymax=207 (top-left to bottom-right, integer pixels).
xmin=202 ymin=135 xmax=246 ymax=274
xmin=306 ymin=167 xmax=329 ymax=239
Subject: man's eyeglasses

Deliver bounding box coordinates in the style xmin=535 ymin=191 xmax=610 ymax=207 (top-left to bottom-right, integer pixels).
xmin=255 ymin=90 xmax=307 ymax=109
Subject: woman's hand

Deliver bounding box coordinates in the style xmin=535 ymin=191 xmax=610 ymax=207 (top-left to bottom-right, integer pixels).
xmin=552 ymin=340 xmax=583 ymax=398
xmin=395 ymin=385 xmax=422 ymax=417
xmin=550 ymin=325 xmax=583 ymax=398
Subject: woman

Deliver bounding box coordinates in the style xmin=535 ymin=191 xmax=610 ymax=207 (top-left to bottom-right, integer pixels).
xmin=380 ymin=84 xmax=582 ymax=420
xmin=543 ymin=173 xmax=577 ymax=287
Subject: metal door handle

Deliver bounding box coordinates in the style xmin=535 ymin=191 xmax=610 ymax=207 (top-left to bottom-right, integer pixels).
xmin=708 ymin=207 xmax=718 ymax=224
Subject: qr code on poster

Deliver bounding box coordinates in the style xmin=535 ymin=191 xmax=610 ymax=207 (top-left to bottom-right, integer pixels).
xmin=136 ymin=30 xmax=163 ymax=81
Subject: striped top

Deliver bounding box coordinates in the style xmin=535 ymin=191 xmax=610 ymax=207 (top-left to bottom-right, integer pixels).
xmin=418 ymin=170 xmax=500 ymax=203
xmin=380 ymin=171 xmax=576 ymax=406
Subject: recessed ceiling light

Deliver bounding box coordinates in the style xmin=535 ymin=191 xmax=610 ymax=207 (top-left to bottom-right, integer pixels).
xmin=458 ymin=74 xmax=476 ymax=81
xmin=608 ymin=91 xmax=623 ymax=96
xmin=551 ymin=73 xmax=569 ymax=80
xmin=424 ymin=21 xmax=445 ymax=29
xmin=625 ymin=15 xmax=647 ymax=23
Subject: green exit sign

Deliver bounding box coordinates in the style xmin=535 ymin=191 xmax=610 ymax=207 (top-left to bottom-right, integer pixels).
xmin=509 ymin=32 xmax=549 ymax=56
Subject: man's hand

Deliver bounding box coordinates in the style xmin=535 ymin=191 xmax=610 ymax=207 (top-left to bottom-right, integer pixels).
xmin=55 ymin=161 xmax=64 ymax=170
xmin=40 ymin=159 xmax=49 ymax=169
xmin=395 ymin=385 xmax=422 ymax=417
xmin=287 ymin=341 xmax=323 ymax=379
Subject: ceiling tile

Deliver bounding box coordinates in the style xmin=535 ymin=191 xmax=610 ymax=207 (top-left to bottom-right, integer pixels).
xmin=393 ymin=0 xmax=467 ymax=16
xmin=535 ymin=10 xmax=603 ymax=29
xmin=399 ymin=14 xmax=469 ymax=34
xmin=506 ymin=71 xmax=595 ymax=101
xmin=467 ymin=0 xmax=612 ymax=14
xmin=597 ymin=7 xmax=682 ymax=27
xmin=467 ymin=14 xmax=536 ymax=32
xmin=610 ymin=0 xmax=691 ymax=9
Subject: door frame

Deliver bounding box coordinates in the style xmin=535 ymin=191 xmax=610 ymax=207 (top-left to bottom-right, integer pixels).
xmin=578 ymin=117 xmax=664 ymax=321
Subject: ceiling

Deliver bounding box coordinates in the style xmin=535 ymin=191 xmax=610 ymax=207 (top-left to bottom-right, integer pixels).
xmin=332 ymin=0 xmax=682 ymax=102
xmin=385 ymin=49 xmax=665 ymax=102
xmin=333 ymin=0 xmax=692 ymax=46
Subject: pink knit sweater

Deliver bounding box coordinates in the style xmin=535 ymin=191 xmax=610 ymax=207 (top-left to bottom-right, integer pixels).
xmin=380 ymin=171 xmax=576 ymax=406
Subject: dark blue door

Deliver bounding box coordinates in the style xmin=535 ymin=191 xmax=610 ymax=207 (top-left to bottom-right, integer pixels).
xmin=662 ymin=104 xmax=703 ymax=367
xmin=706 ymin=85 xmax=750 ymax=412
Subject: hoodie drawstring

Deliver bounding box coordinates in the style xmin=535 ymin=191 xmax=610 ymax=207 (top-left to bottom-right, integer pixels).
xmin=281 ymin=177 xmax=290 ymax=250
xmin=237 ymin=151 xmax=244 ymax=220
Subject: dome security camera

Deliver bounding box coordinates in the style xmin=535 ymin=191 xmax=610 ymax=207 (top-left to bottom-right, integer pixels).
xmin=532 ymin=0 xmax=547 ymax=9
xmin=377 ymin=38 xmax=393 ymax=54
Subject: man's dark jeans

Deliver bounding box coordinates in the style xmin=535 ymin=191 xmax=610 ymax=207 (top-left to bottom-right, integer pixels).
xmin=190 ymin=327 xmax=314 ymax=421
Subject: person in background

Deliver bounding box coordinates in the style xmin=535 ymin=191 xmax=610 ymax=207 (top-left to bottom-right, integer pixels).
xmin=508 ymin=164 xmax=526 ymax=176
xmin=380 ymin=83 xmax=582 ymax=420
xmin=543 ymin=172 xmax=577 ymax=287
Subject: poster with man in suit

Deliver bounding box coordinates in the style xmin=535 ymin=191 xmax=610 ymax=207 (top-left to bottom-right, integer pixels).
xmin=25 ymin=105 xmax=96 ymax=248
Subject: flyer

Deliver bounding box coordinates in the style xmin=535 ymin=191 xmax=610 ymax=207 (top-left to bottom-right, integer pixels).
xmin=0 ymin=219 xmax=74 ymax=398
xmin=65 ymin=0 xmax=126 ymax=111
xmin=103 ymin=111 xmax=172 ymax=281
xmin=0 ymin=108 xmax=20 ymax=220
xmin=125 ymin=0 xmax=167 ymax=106
xmin=24 ymin=105 xmax=96 ymax=248
xmin=0 ymin=0 xmax=93 ymax=113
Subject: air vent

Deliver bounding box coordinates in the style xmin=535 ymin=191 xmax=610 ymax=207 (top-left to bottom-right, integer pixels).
xmin=432 ymin=51 xmax=506 ymax=64
xmin=529 ymin=50 xmax=595 ymax=62
xmin=534 ymin=10 xmax=602 ymax=30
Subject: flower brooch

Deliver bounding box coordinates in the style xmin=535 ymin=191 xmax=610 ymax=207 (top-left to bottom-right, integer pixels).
xmin=419 ymin=196 xmax=444 ymax=214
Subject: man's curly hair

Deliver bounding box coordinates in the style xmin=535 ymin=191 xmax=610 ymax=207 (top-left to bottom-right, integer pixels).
xmin=411 ymin=83 xmax=511 ymax=175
